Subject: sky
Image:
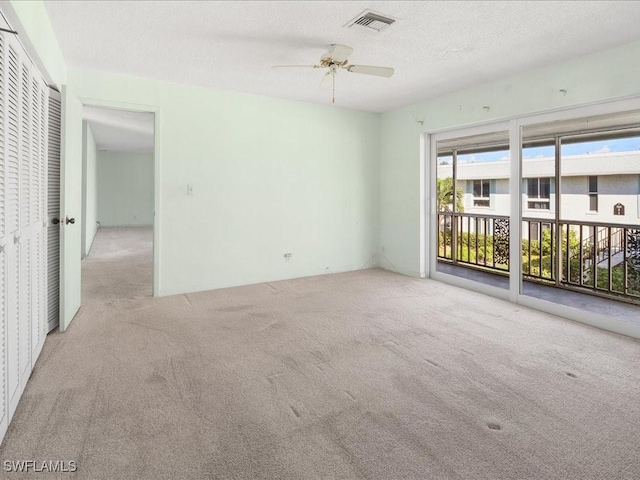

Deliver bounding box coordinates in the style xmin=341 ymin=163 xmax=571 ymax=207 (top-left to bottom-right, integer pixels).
xmin=438 ymin=136 xmax=640 ymax=164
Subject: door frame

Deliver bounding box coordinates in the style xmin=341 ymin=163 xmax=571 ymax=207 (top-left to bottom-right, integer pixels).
xmin=77 ymin=98 xmax=161 ymax=296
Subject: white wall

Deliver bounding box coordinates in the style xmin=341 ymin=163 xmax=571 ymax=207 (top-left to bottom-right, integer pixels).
xmin=81 ymin=122 xmax=98 ymax=256
xmin=453 ymin=152 xmax=640 ymax=223
xmin=561 ymin=175 xmax=639 ymax=224
xmin=97 ymin=151 xmax=154 ymax=227
xmin=379 ymin=40 xmax=640 ymax=277
xmin=459 ymin=176 xmax=640 ymax=223
xmin=69 ymin=69 xmax=380 ymax=296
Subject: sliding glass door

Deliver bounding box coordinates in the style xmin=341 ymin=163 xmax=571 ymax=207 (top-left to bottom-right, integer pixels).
xmin=428 ymin=100 xmax=640 ymax=336
xmin=519 ymin=111 xmax=640 ymax=322
xmin=432 ymin=126 xmax=511 ymax=293
xmin=520 ymin=132 xmax=558 ymax=294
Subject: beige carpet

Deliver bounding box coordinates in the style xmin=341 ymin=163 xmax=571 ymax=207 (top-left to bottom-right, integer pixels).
xmin=1 ymin=226 xmax=639 ymax=479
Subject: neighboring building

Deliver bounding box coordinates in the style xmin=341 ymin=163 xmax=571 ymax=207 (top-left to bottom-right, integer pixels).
xmin=438 ymin=150 xmax=640 ymax=272
xmin=438 ymin=150 xmax=640 ymax=225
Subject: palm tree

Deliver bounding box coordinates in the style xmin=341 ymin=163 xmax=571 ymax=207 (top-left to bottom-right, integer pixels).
xmin=436 ymin=177 xmax=464 ymax=251
xmin=436 ymin=177 xmax=464 ymax=213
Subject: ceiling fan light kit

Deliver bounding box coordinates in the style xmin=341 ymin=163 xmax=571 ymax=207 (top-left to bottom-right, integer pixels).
xmin=272 ymin=44 xmax=394 ymax=104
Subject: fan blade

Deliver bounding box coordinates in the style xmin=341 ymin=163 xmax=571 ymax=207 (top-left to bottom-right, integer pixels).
xmin=271 ymin=65 xmax=320 ymax=69
xmin=322 ymin=44 xmax=353 ymax=63
xmin=320 ymin=71 xmax=334 ymax=90
xmin=346 ymin=65 xmax=394 ymax=77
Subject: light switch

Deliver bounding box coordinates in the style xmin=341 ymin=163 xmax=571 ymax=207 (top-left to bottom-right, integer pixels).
xmin=187 ymin=184 xmax=194 ymax=195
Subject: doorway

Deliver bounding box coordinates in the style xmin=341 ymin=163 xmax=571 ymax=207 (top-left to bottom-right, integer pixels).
xmin=80 ymin=106 xmax=156 ymax=302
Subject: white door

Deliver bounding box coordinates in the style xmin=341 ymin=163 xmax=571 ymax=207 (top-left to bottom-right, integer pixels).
xmin=59 ymin=85 xmax=82 ymax=332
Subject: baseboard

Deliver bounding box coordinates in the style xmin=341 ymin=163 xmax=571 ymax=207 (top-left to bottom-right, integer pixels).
xmin=99 ymin=224 xmax=153 ymax=228
xmin=155 ymin=263 xmax=380 ymax=298
xmin=377 ymin=258 xmax=422 ymax=278
xmin=84 ymin=227 xmax=98 ymax=257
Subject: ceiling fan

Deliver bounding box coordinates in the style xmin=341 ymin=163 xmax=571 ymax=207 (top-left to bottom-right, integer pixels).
xmin=272 ymin=44 xmax=394 ymax=104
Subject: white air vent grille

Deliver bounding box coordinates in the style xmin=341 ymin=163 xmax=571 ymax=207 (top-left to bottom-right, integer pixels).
xmin=346 ymin=11 xmax=395 ymax=33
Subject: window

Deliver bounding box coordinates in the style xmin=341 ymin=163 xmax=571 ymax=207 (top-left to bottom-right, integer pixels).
xmin=472 ymin=179 xmax=490 ymax=207
xmin=588 ymin=176 xmax=598 ymax=212
xmin=527 ymin=177 xmax=551 ymax=209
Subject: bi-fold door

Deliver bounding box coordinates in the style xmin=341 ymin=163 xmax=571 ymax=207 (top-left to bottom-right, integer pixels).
xmin=0 ymin=30 xmax=49 ymax=441
xmin=47 ymin=90 xmax=61 ymax=332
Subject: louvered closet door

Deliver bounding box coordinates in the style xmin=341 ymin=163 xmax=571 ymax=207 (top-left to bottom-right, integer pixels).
xmin=38 ymin=83 xmax=47 ymax=351
xmin=5 ymin=39 xmax=22 ymax=419
xmin=0 ymin=31 xmax=49 ymax=440
xmin=47 ymin=90 xmax=60 ymax=332
xmin=30 ymin=75 xmax=45 ymax=361
xmin=18 ymin=62 xmax=32 ymax=385
xmin=38 ymin=87 xmax=47 ymax=348
xmin=0 ymin=30 xmax=6 ymax=440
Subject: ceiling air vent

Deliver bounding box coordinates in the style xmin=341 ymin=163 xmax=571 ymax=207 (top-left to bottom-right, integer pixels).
xmin=346 ymin=10 xmax=396 ymax=33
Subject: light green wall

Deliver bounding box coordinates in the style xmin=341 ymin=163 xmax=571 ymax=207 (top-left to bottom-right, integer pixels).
xmin=7 ymin=0 xmax=66 ymax=87
xmin=70 ymin=69 xmax=380 ymax=295
xmin=81 ymin=122 xmax=98 ymax=256
xmin=379 ymin=40 xmax=640 ymax=278
xmin=97 ymin=151 xmax=154 ymax=227
xmin=21 ymin=0 xmax=640 ymax=297
xmin=3 ymin=0 xmax=381 ymax=297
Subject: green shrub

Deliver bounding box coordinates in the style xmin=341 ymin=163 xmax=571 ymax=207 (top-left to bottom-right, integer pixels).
xmin=440 ymin=223 xmax=640 ymax=299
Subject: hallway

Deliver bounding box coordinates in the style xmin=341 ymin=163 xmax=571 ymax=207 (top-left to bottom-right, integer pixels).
xmin=82 ymin=227 xmax=153 ymax=302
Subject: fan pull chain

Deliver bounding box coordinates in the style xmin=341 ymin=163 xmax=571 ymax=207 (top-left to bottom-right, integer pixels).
xmin=332 ymin=74 xmax=335 ymax=104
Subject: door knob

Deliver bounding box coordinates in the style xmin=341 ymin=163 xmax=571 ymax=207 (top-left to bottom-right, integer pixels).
xmin=65 ymin=216 xmax=75 ymax=225
xmin=52 ymin=218 xmax=60 ymax=225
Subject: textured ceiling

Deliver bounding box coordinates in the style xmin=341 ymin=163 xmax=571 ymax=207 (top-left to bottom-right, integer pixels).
xmin=83 ymin=106 xmax=154 ymax=153
xmin=46 ymin=1 xmax=640 ymax=112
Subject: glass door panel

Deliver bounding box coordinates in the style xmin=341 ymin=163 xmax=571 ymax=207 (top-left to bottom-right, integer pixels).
xmin=520 ymin=136 xmax=557 ymax=293
xmin=560 ymin=132 xmax=640 ymax=300
xmin=435 ymin=131 xmax=510 ymax=290
xmin=520 ymin=110 xmax=640 ymax=322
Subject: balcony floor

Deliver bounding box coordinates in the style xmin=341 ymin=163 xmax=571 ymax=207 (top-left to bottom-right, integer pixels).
xmin=436 ymin=262 xmax=640 ymax=328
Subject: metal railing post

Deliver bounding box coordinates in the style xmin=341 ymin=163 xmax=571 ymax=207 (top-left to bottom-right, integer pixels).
xmin=554 ymin=137 xmax=562 ymax=286
xmin=451 ymin=150 xmax=458 ymax=264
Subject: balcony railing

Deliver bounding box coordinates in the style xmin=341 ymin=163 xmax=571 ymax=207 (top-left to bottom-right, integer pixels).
xmin=437 ymin=211 xmax=640 ymax=303
xmin=437 ymin=212 xmax=510 ymax=273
